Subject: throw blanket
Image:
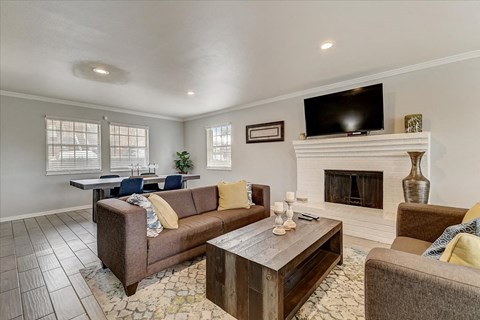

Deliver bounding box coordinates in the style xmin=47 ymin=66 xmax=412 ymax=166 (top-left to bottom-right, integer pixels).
xmin=127 ymin=194 xmax=163 ymax=237
xmin=423 ymin=218 xmax=480 ymax=259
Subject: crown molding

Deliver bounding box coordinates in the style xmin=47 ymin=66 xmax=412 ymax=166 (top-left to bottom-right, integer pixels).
xmin=0 ymin=90 xmax=183 ymax=122
xmin=184 ymin=50 xmax=480 ymax=121
xmin=2 ymin=50 xmax=479 ymax=122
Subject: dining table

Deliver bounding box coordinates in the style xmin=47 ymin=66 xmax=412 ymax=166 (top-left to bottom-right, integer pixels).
xmin=70 ymin=174 xmax=201 ymax=222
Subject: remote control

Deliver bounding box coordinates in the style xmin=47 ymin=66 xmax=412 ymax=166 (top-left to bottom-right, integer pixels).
xmin=302 ymin=213 xmax=320 ymax=220
xmin=298 ymin=215 xmax=313 ymax=221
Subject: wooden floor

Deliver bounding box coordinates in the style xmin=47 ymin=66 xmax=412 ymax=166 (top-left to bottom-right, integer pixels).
xmin=0 ymin=209 xmax=389 ymax=320
xmin=0 ymin=209 xmax=106 ymax=320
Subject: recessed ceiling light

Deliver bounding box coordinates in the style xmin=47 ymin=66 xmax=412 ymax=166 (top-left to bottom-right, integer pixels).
xmin=187 ymin=91 xmax=195 ymax=95
xmin=93 ymin=67 xmax=109 ymax=75
xmin=320 ymin=41 xmax=334 ymax=50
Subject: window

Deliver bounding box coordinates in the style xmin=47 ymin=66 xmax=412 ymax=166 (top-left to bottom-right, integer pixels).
xmin=206 ymin=124 xmax=231 ymax=170
xmin=110 ymin=123 xmax=149 ymax=171
xmin=46 ymin=117 xmax=101 ymax=174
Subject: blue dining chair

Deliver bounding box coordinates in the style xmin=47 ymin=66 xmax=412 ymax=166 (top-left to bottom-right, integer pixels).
xmin=160 ymin=175 xmax=183 ymax=191
xmin=117 ymin=178 xmax=144 ymax=197
xmin=141 ymin=173 xmax=161 ymax=193
xmin=100 ymin=174 xmax=120 ymax=197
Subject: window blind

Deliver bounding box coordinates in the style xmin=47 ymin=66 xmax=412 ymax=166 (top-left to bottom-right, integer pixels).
xmin=206 ymin=124 xmax=232 ymax=169
xmin=46 ymin=117 xmax=101 ymax=174
xmin=110 ymin=123 xmax=149 ymax=170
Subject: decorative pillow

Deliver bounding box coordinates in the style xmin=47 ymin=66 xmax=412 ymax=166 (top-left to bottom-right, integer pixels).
xmin=148 ymin=194 xmax=179 ymax=229
xmin=422 ymin=218 xmax=480 ymax=260
xmin=246 ymin=182 xmax=255 ymax=206
xmin=126 ymin=194 xmax=163 ymax=237
xmin=462 ymin=202 xmax=480 ymax=223
xmin=440 ymin=233 xmax=480 ymax=269
xmin=217 ymin=180 xmax=250 ymax=211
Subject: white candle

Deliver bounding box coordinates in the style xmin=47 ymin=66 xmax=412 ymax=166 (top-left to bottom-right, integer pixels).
xmin=286 ymin=191 xmax=295 ymax=201
xmin=274 ymin=202 xmax=284 ymax=212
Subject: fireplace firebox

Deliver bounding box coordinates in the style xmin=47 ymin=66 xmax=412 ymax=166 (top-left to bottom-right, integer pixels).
xmin=324 ymin=170 xmax=383 ymax=209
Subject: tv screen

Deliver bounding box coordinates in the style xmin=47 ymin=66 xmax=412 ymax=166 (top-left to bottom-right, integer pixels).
xmin=304 ymin=83 xmax=384 ymax=137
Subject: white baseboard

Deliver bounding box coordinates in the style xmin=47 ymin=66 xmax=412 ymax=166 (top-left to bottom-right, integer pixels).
xmin=0 ymin=205 xmax=91 ymax=222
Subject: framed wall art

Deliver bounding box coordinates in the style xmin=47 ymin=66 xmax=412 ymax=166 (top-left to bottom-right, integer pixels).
xmin=246 ymin=121 xmax=284 ymax=143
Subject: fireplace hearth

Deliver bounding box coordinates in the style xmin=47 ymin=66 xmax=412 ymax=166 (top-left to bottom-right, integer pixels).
xmin=325 ymin=170 xmax=383 ymax=209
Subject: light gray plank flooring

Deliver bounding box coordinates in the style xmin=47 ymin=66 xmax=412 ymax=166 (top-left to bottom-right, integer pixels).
xmin=0 ymin=209 xmax=388 ymax=320
xmin=0 ymin=209 xmax=106 ymax=320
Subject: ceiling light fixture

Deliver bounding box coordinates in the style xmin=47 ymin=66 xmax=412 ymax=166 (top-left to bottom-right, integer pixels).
xmin=187 ymin=91 xmax=195 ymax=95
xmin=320 ymin=41 xmax=334 ymax=50
xmin=93 ymin=67 xmax=110 ymax=75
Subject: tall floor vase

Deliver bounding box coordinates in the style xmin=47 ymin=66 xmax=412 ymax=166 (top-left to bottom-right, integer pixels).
xmin=402 ymin=151 xmax=430 ymax=203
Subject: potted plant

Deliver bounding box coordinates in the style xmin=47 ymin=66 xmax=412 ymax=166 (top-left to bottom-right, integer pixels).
xmin=174 ymin=151 xmax=193 ymax=174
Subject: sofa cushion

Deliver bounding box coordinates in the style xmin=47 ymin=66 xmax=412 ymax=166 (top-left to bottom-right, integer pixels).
xmin=218 ymin=180 xmax=250 ymax=211
xmin=391 ymin=236 xmax=432 ymax=255
xmin=462 ymin=202 xmax=480 ymax=223
xmin=204 ymin=205 xmax=265 ymax=233
xmin=148 ymin=194 xmax=179 ymax=229
xmin=440 ymin=233 xmax=480 ymax=269
xmin=151 ymin=189 xmax=197 ymax=219
xmin=147 ymin=214 xmax=223 ymax=265
xmin=191 ymin=186 xmax=218 ymax=214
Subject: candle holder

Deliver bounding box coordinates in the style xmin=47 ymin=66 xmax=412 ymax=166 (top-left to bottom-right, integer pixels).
xmin=283 ymin=199 xmax=296 ymax=230
xmin=273 ymin=209 xmax=286 ymax=236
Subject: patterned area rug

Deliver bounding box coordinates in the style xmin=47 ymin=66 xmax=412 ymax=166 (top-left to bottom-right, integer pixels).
xmin=80 ymin=247 xmax=366 ymax=320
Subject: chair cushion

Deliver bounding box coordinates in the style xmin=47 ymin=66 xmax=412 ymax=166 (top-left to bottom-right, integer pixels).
xmin=191 ymin=186 xmax=219 ymax=214
xmin=203 ymin=206 xmax=265 ymax=233
xmin=462 ymin=202 xmax=480 ymax=223
xmin=440 ymin=233 xmax=480 ymax=269
xmin=151 ymin=189 xmax=197 ymax=219
xmin=391 ymin=236 xmax=432 ymax=255
xmin=147 ymin=214 xmax=223 ymax=265
xmin=217 ymin=180 xmax=250 ymax=211
xmin=148 ymin=194 xmax=179 ymax=229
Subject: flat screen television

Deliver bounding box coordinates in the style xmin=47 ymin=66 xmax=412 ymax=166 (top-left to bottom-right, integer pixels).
xmin=304 ymin=83 xmax=384 ymax=137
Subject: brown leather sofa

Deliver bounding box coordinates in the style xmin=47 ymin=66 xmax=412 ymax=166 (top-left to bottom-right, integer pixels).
xmin=96 ymin=184 xmax=270 ymax=296
xmin=365 ymin=203 xmax=480 ymax=320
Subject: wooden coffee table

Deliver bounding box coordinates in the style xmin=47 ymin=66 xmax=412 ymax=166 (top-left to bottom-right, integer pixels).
xmin=206 ymin=215 xmax=343 ymax=320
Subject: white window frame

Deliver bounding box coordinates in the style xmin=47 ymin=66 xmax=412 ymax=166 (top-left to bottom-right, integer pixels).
xmin=45 ymin=116 xmax=102 ymax=175
xmin=206 ymin=123 xmax=232 ymax=170
xmin=109 ymin=122 xmax=149 ymax=172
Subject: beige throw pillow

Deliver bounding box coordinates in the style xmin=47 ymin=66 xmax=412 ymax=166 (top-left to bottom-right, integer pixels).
xmin=462 ymin=202 xmax=480 ymax=223
xmin=440 ymin=233 xmax=480 ymax=269
xmin=217 ymin=180 xmax=250 ymax=211
xmin=149 ymin=194 xmax=179 ymax=229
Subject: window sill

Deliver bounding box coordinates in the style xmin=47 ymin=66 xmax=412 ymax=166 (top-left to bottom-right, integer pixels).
xmin=46 ymin=170 xmax=102 ymax=176
xmin=207 ymin=167 xmax=232 ymax=171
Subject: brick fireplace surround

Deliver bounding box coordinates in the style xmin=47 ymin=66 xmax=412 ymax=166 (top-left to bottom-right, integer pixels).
xmin=293 ymin=132 xmax=430 ymax=243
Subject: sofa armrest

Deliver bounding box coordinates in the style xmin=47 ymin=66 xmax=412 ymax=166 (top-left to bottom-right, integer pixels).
xmin=397 ymin=202 xmax=468 ymax=242
xmin=365 ymin=248 xmax=480 ymax=320
xmin=252 ymin=184 xmax=270 ymax=218
xmin=97 ymin=199 xmax=147 ymax=287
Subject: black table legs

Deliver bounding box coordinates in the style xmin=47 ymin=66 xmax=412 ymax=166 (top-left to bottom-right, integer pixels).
xmin=92 ymin=189 xmax=106 ymax=223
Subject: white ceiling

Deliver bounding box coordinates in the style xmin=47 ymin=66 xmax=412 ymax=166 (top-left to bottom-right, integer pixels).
xmin=1 ymin=1 xmax=480 ymax=120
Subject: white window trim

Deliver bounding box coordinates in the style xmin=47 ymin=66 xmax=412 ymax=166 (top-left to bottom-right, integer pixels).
xmin=206 ymin=123 xmax=232 ymax=171
xmin=109 ymin=122 xmax=150 ymax=172
xmin=45 ymin=116 xmax=102 ymax=175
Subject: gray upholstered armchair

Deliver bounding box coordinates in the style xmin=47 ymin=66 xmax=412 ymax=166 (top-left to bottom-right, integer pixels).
xmin=364 ymin=203 xmax=480 ymax=320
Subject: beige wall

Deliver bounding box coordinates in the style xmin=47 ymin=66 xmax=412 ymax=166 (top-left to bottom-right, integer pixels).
xmin=0 ymin=96 xmax=184 ymax=219
xmin=185 ymin=58 xmax=480 ymax=208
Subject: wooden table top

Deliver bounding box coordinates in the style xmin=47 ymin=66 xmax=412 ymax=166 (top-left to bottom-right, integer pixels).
xmin=207 ymin=215 xmax=342 ymax=271
xmin=70 ymin=174 xmax=200 ymax=190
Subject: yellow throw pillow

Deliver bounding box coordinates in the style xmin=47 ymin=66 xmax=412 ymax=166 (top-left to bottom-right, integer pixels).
xmin=217 ymin=180 xmax=250 ymax=211
xmin=462 ymin=202 xmax=480 ymax=223
xmin=440 ymin=233 xmax=480 ymax=269
xmin=148 ymin=194 xmax=179 ymax=229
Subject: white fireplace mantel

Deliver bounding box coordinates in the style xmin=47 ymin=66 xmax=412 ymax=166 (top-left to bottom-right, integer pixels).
xmin=293 ymin=132 xmax=431 ymax=243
